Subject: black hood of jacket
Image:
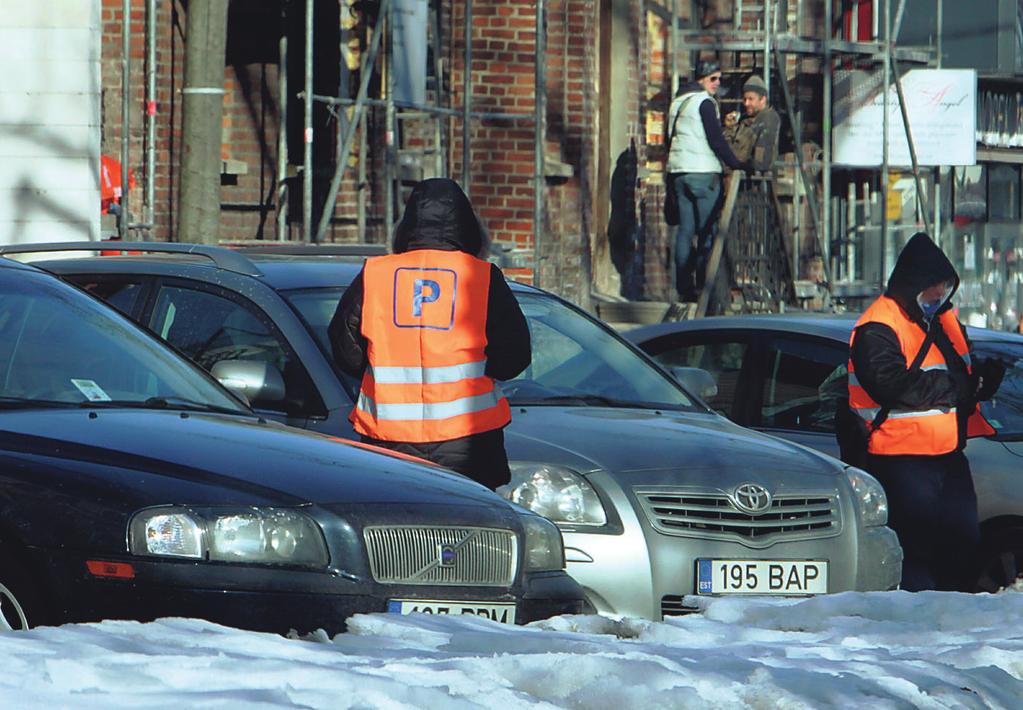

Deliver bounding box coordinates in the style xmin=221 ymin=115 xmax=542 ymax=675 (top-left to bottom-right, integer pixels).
xmin=885 ymin=232 xmax=959 ymax=323
xmin=392 ymin=178 xmax=486 ymax=256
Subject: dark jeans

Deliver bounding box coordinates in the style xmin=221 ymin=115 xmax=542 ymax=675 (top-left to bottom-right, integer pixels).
xmin=361 ymin=428 xmax=512 ymax=490
xmin=866 ymin=450 xmax=979 ymax=592
xmin=673 ymin=172 xmax=721 ymax=300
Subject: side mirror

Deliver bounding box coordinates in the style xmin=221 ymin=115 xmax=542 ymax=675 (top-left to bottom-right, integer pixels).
xmin=210 ymin=360 xmax=286 ymax=405
xmin=669 ymin=366 xmax=718 ymax=400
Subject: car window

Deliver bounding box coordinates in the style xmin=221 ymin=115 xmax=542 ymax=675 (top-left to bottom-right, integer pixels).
xmin=647 ymin=336 xmax=747 ymax=417
xmin=505 ymin=294 xmax=696 ymax=409
xmin=760 ymin=337 xmax=846 ymax=433
xmin=974 ymin=341 xmax=1023 ymax=439
xmin=0 ymin=270 xmax=245 ymax=411
xmin=284 ymin=286 xmax=697 ymax=410
xmin=149 ymin=285 xmax=322 ymax=416
xmin=74 ymin=278 xmax=144 ymax=316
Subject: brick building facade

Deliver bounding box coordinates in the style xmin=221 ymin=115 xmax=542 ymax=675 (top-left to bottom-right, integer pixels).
xmin=100 ymin=0 xmax=685 ymax=307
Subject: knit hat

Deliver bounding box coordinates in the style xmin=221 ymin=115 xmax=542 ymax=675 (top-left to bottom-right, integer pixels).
xmin=743 ymin=74 xmax=768 ymax=97
xmin=695 ymin=60 xmax=721 ymax=81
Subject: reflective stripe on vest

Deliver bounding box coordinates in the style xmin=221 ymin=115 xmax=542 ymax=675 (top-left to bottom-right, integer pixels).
xmin=350 ymin=249 xmax=511 ymax=442
xmin=848 ymin=296 xmax=994 ymax=455
xmin=356 ymin=385 xmax=505 ymax=422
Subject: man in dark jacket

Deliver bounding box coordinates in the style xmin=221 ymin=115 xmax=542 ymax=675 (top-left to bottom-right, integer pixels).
xmin=328 ymin=178 xmax=530 ymax=489
xmin=848 ymin=233 xmax=1003 ymax=591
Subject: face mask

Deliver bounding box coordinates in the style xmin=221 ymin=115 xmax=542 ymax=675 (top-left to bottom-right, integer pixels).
xmin=917 ymin=286 xmax=952 ymax=320
xmin=919 ymin=299 xmax=942 ymax=319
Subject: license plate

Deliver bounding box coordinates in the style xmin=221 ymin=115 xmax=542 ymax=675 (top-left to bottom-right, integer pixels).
xmin=387 ymin=599 xmax=517 ymax=624
xmin=697 ymin=559 xmax=828 ymax=595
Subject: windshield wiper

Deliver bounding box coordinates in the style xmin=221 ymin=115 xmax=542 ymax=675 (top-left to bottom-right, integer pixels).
xmin=77 ymin=396 xmax=246 ymax=415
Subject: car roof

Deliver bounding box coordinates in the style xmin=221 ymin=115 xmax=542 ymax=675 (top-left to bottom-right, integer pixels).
xmin=0 ymin=255 xmax=45 ymax=273
xmin=0 ymin=242 xmax=544 ymax=295
xmin=626 ymin=312 xmax=1023 ymax=345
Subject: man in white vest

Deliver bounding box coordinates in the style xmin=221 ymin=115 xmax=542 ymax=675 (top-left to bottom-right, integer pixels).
xmin=666 ymin=60 xmax=748 ymax=301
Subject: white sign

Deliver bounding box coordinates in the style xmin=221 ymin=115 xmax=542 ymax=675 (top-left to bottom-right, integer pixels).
xmin=833 ymin=68 xmax=976 ymax=167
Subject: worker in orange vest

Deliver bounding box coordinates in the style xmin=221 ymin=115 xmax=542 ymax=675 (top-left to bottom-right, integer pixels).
xmin=847 ymin=232 xmax=1004 ymax=591
xmin=328 ymin=178 xmax=531 ymax=489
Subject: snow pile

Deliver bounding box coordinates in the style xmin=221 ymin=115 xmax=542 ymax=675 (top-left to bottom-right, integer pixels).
xmin=0 ymin=591 xmax=1021 ymax=708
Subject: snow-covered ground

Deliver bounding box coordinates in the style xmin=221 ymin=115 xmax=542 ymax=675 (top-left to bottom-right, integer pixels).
xmin=2 ymin=590 xmax=1022 ymax=709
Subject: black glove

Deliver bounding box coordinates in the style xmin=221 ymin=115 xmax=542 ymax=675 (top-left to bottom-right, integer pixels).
xmin=974 ymin=357 xmax=1007 ymax=401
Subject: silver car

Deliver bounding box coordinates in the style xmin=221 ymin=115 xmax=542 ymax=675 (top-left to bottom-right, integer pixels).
xmin=30 ymin=246 xmax=902 ymax=619
xmin=628 ymin=313 xmax=1023 ymax=593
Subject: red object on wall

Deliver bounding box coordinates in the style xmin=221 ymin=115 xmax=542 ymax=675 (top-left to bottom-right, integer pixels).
xmin=100 ymin=155 xmax=136 ymax=215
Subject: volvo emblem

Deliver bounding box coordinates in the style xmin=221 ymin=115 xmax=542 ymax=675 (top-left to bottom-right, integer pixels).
xmin=733 ymin=483 xmax=772 ymax=514
xmin=438 ymin=544 xmax=458 ymax=567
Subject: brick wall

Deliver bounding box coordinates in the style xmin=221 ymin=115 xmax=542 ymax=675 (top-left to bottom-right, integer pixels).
xmin=98 ymin=0 xmax=672 ymax=307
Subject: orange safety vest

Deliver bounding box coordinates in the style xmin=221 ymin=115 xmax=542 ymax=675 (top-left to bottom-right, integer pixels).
xmin=350 ymin=249 xmax=511 ymax=442
xmin=848 ymin=295 xmax=995 ymax=456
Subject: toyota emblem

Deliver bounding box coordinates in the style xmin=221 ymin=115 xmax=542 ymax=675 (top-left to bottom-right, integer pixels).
xmin=733 ymin=483 xmax=772 ymax=514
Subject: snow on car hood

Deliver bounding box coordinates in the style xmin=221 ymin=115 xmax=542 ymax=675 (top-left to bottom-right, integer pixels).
xmin=0 ymin=409 xmax=506 ymax=509
xmin=504 ymin=406 xmax=845 ymax=483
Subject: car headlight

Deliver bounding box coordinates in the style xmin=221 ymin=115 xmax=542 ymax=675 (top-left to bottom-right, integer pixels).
xmin=520 ymin=514 xmax=566 ymax=572
xmin=498 ymin=463 xmax=607 ymax=526
xmin=846 ymin=467 xmax=888 ymax=527
xmin=129 ymin=506 xmax=329 ymax=568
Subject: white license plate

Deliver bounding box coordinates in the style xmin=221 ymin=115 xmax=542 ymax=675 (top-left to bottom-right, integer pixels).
xmin=697 ymin=559 xmax=828 ymax=595
xmin=387 ymin=599 xmax=517 ymax=624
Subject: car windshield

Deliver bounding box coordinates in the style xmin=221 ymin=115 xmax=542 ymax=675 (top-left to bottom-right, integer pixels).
xmin=974 ymin=340 xmax=1023 ymax=440
xmin=0 ymin=268 xmax=248 ymax=413
xmin=284 ymin=287 xmax=697 ymax=410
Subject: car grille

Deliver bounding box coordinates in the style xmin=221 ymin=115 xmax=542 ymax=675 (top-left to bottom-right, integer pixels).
xmin=637 ymin=490 xmax=839 ymax=543
xmin=363 ymin=526 xmax=518 ymax=586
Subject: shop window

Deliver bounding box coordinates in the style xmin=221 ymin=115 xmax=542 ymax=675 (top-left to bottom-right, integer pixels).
xmin=953 ymin=165 xmax=987 ymax=224
xmin=988 ymin=164 xmax=1021 ymax=222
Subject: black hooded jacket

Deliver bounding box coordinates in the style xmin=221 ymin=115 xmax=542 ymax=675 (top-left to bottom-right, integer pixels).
xmin=850 ymin=232 xmax=977 ymax=449
xmin=328 ymin=178 xmax=531 ymax=388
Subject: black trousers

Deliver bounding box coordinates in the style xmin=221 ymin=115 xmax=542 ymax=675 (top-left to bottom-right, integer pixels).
xmin=360 ymin=428 xmax=512 ymax=491
xmin=866 ymin=450 xmax=979 ymax=592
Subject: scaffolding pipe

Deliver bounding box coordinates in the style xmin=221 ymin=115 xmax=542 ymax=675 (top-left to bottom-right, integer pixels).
xmin=822 ymin=0 xmax=832 ymax=274
xmin=302 ymin=0 xmax=314 ymax=242
xmin=311 ymin=94 xmax=534 ymax=121
xmin=763 ymin=0 xmax=771 ymax=101
xmin=277 ymin=5 xmax=289 ymax=241
xmin=533 ymin=0 xmax=546 ymax=287
xmin=881 ymin=0 xmax=890 ymax=287
xmin=773 ymin=46 xmax=826 ymax=281
xmin=670 ymin=0 xmax=679 ymax=96
xmin=314 ymin=0 xmax=389 ymax=242
xmin=145 ymin=0 xmax=157 ymax=229
xmin=890 ymin=57 xmax=931 ymax=234
xmin=120 ymin=0 xmax=131 ymax=240
xmin=384 ymin=0 xmax=397 ymax=242
xmin=462 ymin=0 xmax=473 ymax=194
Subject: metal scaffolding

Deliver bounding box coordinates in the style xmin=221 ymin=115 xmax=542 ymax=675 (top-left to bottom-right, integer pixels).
xmin=279 ymin=0 xmax=549 ymax=285
xmin=672 ymin=0 xmax=941 ymax=303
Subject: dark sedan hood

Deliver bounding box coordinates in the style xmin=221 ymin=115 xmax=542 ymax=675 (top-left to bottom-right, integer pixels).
xmin=0 ymin=409 xmax=504 ymax=509
xmin=505 ymin=406 xmax=844 ymax=479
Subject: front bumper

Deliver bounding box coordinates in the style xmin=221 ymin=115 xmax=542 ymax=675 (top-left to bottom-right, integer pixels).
xmin=31 ymin=549 xmax=591 ymax=635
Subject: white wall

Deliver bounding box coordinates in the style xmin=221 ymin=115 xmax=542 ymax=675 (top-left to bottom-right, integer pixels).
xmin=0 ymin=0 xmax=100 ymax=244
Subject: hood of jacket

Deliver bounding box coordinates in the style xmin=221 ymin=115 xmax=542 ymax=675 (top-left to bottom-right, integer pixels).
xmin=885 ymin=231 xmax=960 ymax=323
xmin=392 ymin=177 xmax=486 ymax=256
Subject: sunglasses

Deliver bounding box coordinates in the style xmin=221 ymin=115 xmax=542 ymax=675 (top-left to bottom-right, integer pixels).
xmin=706 ymin=75 xmax=722 ymax=83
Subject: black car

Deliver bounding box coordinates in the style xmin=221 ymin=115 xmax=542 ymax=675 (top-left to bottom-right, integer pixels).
xmin=0 ymin=255 xmax=587 ymax=632
xmin=626 ymin=313 xmax=1023 ymax=592
xmin=14 ymin=243 xmax=905 ymax=620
